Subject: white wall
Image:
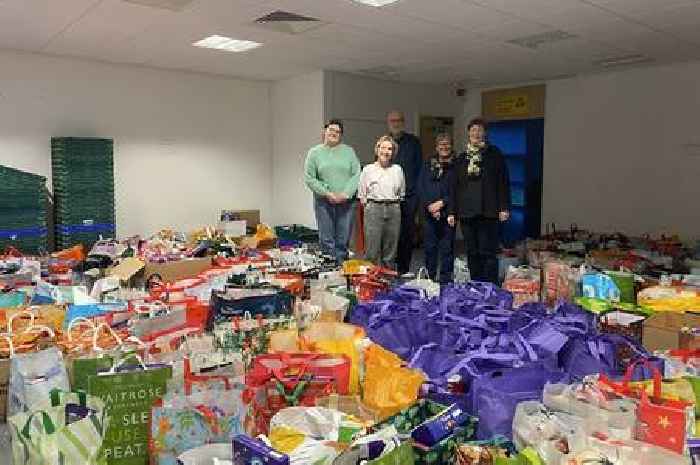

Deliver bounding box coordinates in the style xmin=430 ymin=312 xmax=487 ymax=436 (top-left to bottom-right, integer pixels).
xmin=461 ymin=61 xmax=700 ymax=239
xmin=271 ymin=71 xmax=325 ymax=227
xmin=545 ymin=62 xmax=700 ymax=238
xmin=324 ymin=71 xmax=460 ymax=163
xmin=0 ymin=50 xmax=272 ymax=238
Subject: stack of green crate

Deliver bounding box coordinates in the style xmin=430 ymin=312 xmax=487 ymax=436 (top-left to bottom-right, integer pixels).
xmin=51 ymin=137 xmax=116 ymax=250
xmin=0 ymin=165 xmax=48 ymax=253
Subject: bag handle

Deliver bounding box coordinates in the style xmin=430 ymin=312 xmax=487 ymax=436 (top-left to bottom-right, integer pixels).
xmin=183 ymin=358 xmax=231 ymax=395
xmin=7 ymin=309 xmax=35 ymax=335
xmin=49 ymin=389 xmax=87 ymax=408
xmin=0 ymin=334 xmax=14 ymax=358
xmin=23 ymin=324 xmax=55 ymax=339
xmin=67 ymin=317 xmax=97 ymax=342
xmin=92 ymin=323 xmax=124 ymax=352
xmin=106 ymin=353 xmax=148 ymax=374
xmin=444 ymin=350 xmax=523 ymax=380
xmin=621 ymin=358 xmax=663 ymax=398
xmin=21 ymin=410 xmax=56 ymax=438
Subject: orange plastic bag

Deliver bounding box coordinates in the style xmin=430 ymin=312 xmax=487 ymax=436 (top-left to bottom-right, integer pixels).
xmin=362 ymin=344 xmax=426 ymax=420
xmin=52 ymin=244 xmax=85 ymax=262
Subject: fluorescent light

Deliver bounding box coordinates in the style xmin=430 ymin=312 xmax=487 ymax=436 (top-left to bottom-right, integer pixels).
xmin=193 ymin=35 xmax=262 ymax=52
xmin=351 ymin=0 xmax=401 ymax=6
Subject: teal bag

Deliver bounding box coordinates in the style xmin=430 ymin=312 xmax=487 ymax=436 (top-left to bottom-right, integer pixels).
xmin=0 ymin=290 xmax=27 ymax=307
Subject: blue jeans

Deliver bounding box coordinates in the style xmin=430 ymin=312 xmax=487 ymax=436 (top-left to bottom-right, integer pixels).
xmin=314 ymin=195 xmax=356 ymax=263
xmin=423 ymin=214 xmax=455 ymax=284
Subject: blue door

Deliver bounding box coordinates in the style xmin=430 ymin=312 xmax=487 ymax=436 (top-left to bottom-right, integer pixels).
xmin=487 ymin=119 xmax=544 ymax=246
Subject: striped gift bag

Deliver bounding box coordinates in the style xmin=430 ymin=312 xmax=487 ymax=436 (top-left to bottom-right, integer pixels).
xmin=9 ymin=389 xmax=108 ymax=465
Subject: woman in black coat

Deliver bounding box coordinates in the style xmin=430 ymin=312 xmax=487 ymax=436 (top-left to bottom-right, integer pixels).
xmin=448 ymin=118 xmax=510 ymax=284
xmin=418 ymin=133 xmax=456 ymax=284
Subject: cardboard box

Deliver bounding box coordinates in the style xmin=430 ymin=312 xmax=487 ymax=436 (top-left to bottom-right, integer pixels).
xmin=219 ymin=220 xmax=247 ymax=237
xmin=221 ymin=210 xmax=260 ymax=231
xmin=108 ymin=257 xmax=145 ymax=283
xmin=143 ymin=257 xmax=212 ymax=283
xmin=642 ymin=312 xmax=700 ymax=351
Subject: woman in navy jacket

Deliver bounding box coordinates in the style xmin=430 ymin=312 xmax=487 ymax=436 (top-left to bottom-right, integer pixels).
xmin=418 ymin=133 xmax=457 ymax=284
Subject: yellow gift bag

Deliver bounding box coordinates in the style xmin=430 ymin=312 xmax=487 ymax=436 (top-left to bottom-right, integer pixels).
xmin=362 ymin=344 xmax=425 ymax=420
xmin=300 ymin=322 xmax=365 ymax=395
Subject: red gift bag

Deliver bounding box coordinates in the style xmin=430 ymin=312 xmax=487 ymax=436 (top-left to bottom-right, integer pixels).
xmin=600 ymin=359 xmax=693 ymax=454
xmin=243 ymin=353 xmax=351 ymax=435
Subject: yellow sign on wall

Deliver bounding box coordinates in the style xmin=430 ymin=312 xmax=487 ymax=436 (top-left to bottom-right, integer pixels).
xmin=494 ymin=94 xmax=529 ymax=117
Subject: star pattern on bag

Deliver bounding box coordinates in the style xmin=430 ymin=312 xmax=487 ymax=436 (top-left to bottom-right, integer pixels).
xmin=657 ymin=415 xmax=671 ymax=429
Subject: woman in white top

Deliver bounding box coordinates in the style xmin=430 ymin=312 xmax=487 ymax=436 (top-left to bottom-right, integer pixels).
xmin=358 ymin=135 xmax=406 ymax=269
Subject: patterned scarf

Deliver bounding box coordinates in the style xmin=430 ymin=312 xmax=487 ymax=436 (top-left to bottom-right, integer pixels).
xmin=429 ymin=156 xmax=452 ymax=180
xmin=466 ymin=142 xmax=485 ymax=177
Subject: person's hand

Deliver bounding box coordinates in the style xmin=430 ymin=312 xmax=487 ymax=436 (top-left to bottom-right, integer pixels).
xmin=447 ymin=215 xmax=456 ymax=227
xmin=499 ymin=210 xmax=510 ymax=222
xmin=432 ymin=211 xmax=441 ymax=220
xmin=335 ymin=193 xmax=348 ymax=203
xmin=326 ymin=193 xmax=339 ymax=204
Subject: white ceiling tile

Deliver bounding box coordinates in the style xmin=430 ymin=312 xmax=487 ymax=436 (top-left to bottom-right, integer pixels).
xmin=471 ymin=19 xmax=552 ymax=42
xmin=0 ymin=0 xmax=100 ymax=50
xmin=43 ymin=0 xmax=173 ymax=54
xmin=384 ymin=0 xmax=517 ymax=30
xmin=469 ymin=0 xmax=582 ymax=22
xmin=584 ymin=0 xmax=700 ymax=19
xmin=1 ymin=0 xmax=700 ymax=85
xmin=630 ymin=2 xmax=700 ymax=29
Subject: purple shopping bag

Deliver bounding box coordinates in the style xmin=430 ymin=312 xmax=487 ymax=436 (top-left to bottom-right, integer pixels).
xmin=559 ymin=332 xmax=650 ymax=380
xmin=471 ymin=364 xmax=569 ymax=440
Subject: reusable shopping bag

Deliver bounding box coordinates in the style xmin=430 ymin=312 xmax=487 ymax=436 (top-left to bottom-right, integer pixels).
xmin=9 ymin=389 xmax=108 ymax=465
xmin=542 ymin=382 xmax=636 ymax=440
xmin=599 ymin=359 xmax=693 ymax=454
xmin=87 ymin=355 xmax=172 ymax=465
xmin=8 ymin=345 xmax=69 ymax=418
xmin=0 ymin=335 xmax=13 ymax=423
xmin=150 ymin=379 xmax=246 ymax=465
xmin=469 ymin=364 xmax=568 ymax=440
xmin=402 ymin=268 xmax=440 ymax=298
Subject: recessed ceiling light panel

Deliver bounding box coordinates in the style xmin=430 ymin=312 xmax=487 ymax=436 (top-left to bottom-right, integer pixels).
xmin=193 ymin=35 xmax=262 ymax=53
xmin=351 ymin=0 xmax=401 ymax=7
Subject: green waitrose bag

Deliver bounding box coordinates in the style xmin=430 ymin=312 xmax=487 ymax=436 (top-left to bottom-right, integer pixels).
xmin=87 ymin=355 xmax=171 ymax=465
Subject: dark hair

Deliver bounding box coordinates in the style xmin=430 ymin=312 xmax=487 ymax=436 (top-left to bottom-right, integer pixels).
xmin=324 ymin=119 xmax=344 ymax=134
xmin=467 ymin=117 xmax=488 ymax=131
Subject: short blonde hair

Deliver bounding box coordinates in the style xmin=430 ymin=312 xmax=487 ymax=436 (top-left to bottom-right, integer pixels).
xmin=374 ymin=135 xmax=398 ymax=158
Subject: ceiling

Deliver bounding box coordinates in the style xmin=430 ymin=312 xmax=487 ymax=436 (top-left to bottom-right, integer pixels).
xmin=1 ymin=0 xmax=700 ymax=86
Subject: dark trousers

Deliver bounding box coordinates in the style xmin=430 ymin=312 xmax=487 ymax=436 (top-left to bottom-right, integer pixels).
xmin=396 ymin=194 xmax=418 ymax=274
xmin=460 ymin=216 xmax=500 ymax=284
xmin=423 ymin=215 xmax=455 ymax=284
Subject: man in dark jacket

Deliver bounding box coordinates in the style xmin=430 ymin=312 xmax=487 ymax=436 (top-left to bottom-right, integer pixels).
xmin=387 ymin=110 xmax=422 ymax=275
xmin=418 ymin=133 xmax=456 ymax=284
xmin=449 ymin=118 xmax=510 ymax=284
